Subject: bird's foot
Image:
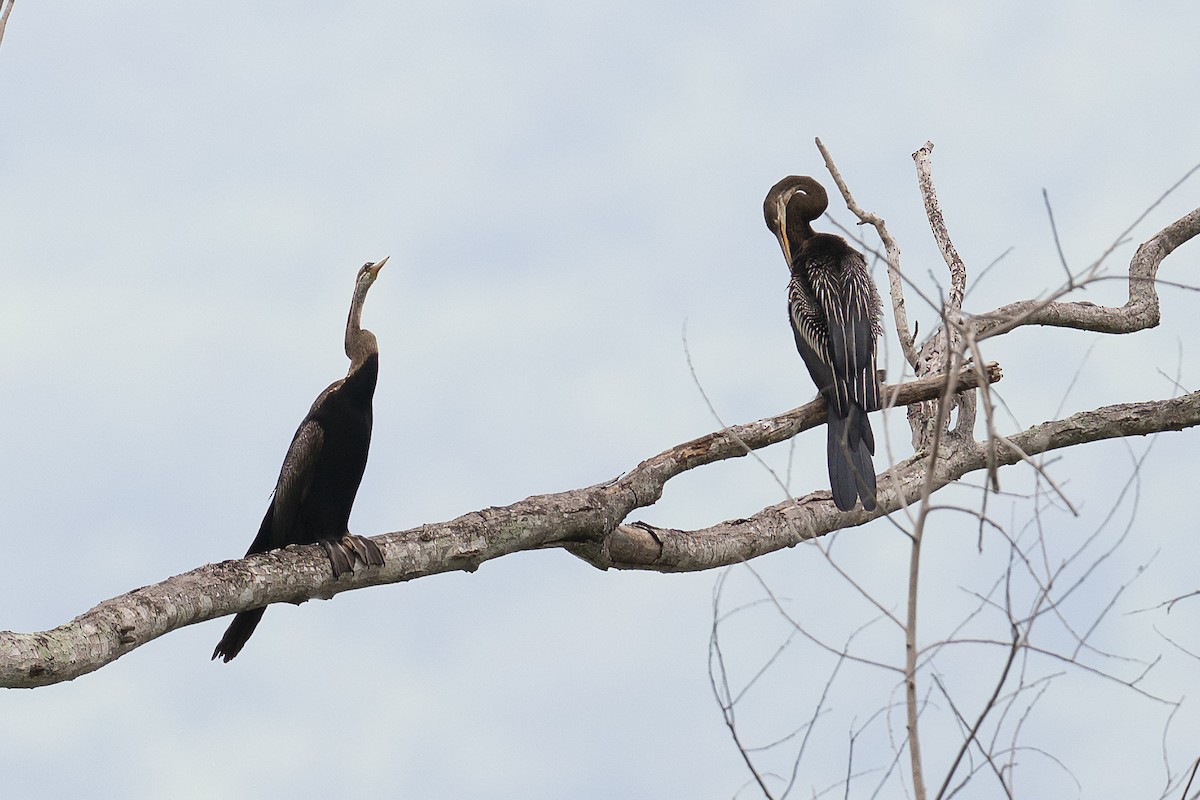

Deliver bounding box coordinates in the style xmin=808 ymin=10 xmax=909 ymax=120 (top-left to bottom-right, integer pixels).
xmin=343 ymin=533 xmax=385 ymax=568
xmin=321 ymin=534 xmax=385 ymax=578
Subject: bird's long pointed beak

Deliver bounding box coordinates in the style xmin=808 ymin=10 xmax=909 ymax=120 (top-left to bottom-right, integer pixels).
xmin=773 ymin=197 xmax=792 ymax=266
xmin=369 ymin=256 xmax=389 ymax=277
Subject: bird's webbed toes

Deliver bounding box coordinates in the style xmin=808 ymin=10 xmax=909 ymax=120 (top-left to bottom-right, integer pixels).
xmin=320 ymin=538 xmax=355 ymax=578
xmin=343 ymin=533 xmax=384 ymax=568
xmin=359 ymin=535 xmax=385 ymax=568
xmin=322 ymin=534 xmax=385 ymax=577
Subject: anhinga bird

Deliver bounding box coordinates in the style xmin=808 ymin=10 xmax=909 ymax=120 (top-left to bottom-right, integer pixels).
xmin=213 ymin=258 xmax=389 ymax=662
xmin=764 ymin=176 xmax=882 ymax=512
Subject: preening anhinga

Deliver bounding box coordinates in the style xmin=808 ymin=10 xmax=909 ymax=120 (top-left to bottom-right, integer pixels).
xmin=764 ymin=176 xmax=882 ymax=512
xmin=213 ymin=258 xmax=389 ymax=662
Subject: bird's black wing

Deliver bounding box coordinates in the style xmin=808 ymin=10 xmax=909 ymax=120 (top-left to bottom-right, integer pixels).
xmin=241 ymin=414 xmax=325 ymax=556
xmin=213 ymin=414 xmax=326 ymax=663
xmin=268 ymin=418 xmax=324 ymax=549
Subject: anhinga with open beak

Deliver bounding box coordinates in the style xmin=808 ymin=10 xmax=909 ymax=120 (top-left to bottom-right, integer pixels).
xmin=764 ymin=177 xmax=882 ymax=511
xmin=213 ymin=258 xmax=389 ymax=662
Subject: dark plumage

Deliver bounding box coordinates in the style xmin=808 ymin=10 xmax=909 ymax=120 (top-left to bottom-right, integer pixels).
xmin=764 ymin=176 xmax=882 ymax=511
xmin=213 ymin=258 xmax=389 ymax=662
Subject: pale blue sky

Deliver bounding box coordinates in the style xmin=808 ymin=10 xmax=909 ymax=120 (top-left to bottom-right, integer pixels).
xmin=2 ymin=2 xmax=1198 ymax=798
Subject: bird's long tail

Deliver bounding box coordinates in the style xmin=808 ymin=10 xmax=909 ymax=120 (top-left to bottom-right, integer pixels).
xmin=826 ymin=406 xmax=877 ymax=512
xmin=212 ymin=608 xmax=267 ymax=663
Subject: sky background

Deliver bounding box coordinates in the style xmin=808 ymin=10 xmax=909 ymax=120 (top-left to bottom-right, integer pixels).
xmin=2 ymin=2 xmax=1199 ymax=798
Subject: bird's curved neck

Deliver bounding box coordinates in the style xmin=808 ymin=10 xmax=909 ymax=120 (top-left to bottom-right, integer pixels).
xmin=344 ymin=285 xmax=377 ymax=371
xmin=789 ymin=214 xmax=816 ymax=244
xmin=790 ymin=184 xmax=828 ymax=227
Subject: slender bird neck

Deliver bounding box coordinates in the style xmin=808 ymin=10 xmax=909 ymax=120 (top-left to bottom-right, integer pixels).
xmin=783 ymin=212 xmax=816 ymax=266
xmin=793 ymin=217 xmax=816 ymax=241
xmin=344 ymin=284 xmax=378 ymax=371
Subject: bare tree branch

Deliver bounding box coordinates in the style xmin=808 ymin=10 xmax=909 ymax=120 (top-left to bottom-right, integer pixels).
xmin=0 ymin=0 xmax=13 ymax=52
xmin=1042 ymin=189 xmax=1073 ymax=280
xmin=815 ymin=136 xmax=919 ymax=369
xmin=877 ymin=142 xmax=977 ymax=459
xmin=0 ymin=364 xmax=1000 ymax=688
xmin=15 ymin=367 xmax=1198 ymax=692
xmin=974 ymin=205 xmax=1200 ymax=340
xmin=913 ymin=141 xmax=967 ymax=317
xmin=607 ymin=389 xmax=1200 ymax=570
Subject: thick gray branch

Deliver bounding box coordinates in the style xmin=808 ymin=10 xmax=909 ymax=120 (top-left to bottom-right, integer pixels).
xmin=589 ymin=391 xmax=1200 ymax=571
xmin=0 ymin=365 xmax=999 ymax=688
xmin=975 ymin=207 xmax=1199 ymax=338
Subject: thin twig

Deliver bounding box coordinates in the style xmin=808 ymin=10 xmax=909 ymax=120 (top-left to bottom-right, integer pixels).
xmin=1087 ymin=161 xmax=1200 ymax=273
xmin=964 ymin=246 xmax=1015 ymax=300
xmin=816 ymin=136 xmax=919 ymax=369
xmin=1176 ymin=755 xmax=1200 ymax=800
xmin=1042 ymin=188 xmax=1072 ymax=283
xmin=682 ymin=321 xmax=796 ymax=502
xmin=934 ymin=624 xmax=1021 ymax=800
xmin=709 ymin=572 xmax=778 ymax=800
xmin=0 ymin=0 xmax=14 ymax=51
xmin=902 ymin=320 xmax=965 ymax=800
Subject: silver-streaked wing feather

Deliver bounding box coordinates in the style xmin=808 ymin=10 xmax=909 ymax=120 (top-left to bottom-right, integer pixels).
xmin=787 ymin=278 xmax=828 ymax=364
xmin=808 ymin=248 xmax=881 ymax=413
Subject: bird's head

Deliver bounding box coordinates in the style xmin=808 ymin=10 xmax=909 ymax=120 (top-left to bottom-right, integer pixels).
xmin=356 ymin=256 xmax=388 ymax=295
xmin=763 ymin=176 xmax=829 ymax=264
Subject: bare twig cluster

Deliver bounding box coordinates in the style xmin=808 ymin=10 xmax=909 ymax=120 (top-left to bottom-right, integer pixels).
xmin=705 ymin=140 xmax=1200 ymax=799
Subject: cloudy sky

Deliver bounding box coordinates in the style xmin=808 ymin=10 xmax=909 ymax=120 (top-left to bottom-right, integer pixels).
xmin=2 ymin=2 xmax=1198 ymax=797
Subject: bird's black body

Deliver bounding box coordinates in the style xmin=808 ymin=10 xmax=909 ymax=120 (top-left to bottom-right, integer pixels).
xmin=764 ymin=177 xmax=882 ymax=511
xmin=213 ymin=260 xmax=388 ymax=662
xmin=251 ymin=354 xmax=377 ymax=557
